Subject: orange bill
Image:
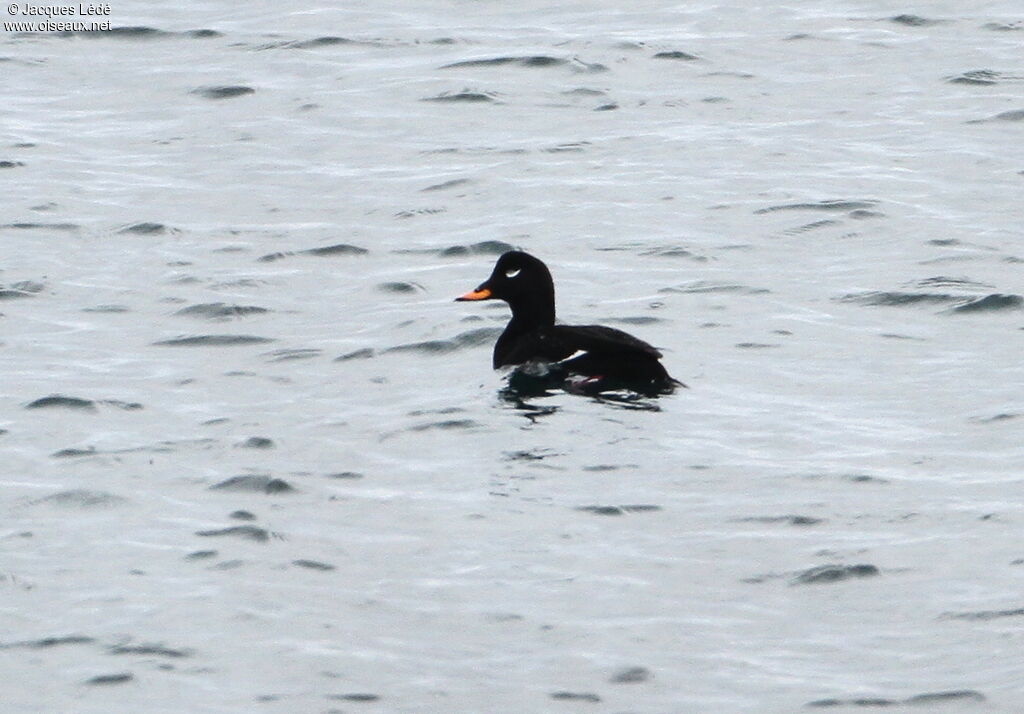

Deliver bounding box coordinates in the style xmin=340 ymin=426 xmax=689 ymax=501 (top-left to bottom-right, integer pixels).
xmin=455 ymin=287 xmax=492 ymax=301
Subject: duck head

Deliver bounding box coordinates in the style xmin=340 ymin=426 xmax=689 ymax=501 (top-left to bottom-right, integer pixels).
xmin=455 ymin=251 xmax=556 ymax=326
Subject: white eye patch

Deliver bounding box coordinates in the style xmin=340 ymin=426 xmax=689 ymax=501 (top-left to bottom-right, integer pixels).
xmin=505 ymin=268 xmax=521 ymax=279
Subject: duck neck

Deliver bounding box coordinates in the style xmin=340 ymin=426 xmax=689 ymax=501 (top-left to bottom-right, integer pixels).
xmin=505 ymin=299 xmax=548 ymax=329
xmin=493 ymin=293 xmax=555 ymax=368
xmin=508 ymin=290 xmax=555 ymax=333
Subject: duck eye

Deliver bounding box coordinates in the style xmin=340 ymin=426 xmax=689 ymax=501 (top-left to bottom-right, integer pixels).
xmin=505 ymin=268 xmax=521 ymax=279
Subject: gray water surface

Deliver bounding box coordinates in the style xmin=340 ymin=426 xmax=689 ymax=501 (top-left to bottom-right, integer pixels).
xmin=3 ymin=1 xmax=1024 ymax=712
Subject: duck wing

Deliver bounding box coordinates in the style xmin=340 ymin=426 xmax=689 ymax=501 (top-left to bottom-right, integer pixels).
xmin=498 ymin=324 xmax=663 ymax=367
xmin=552 ymin=324 xmax=664 ymax=359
